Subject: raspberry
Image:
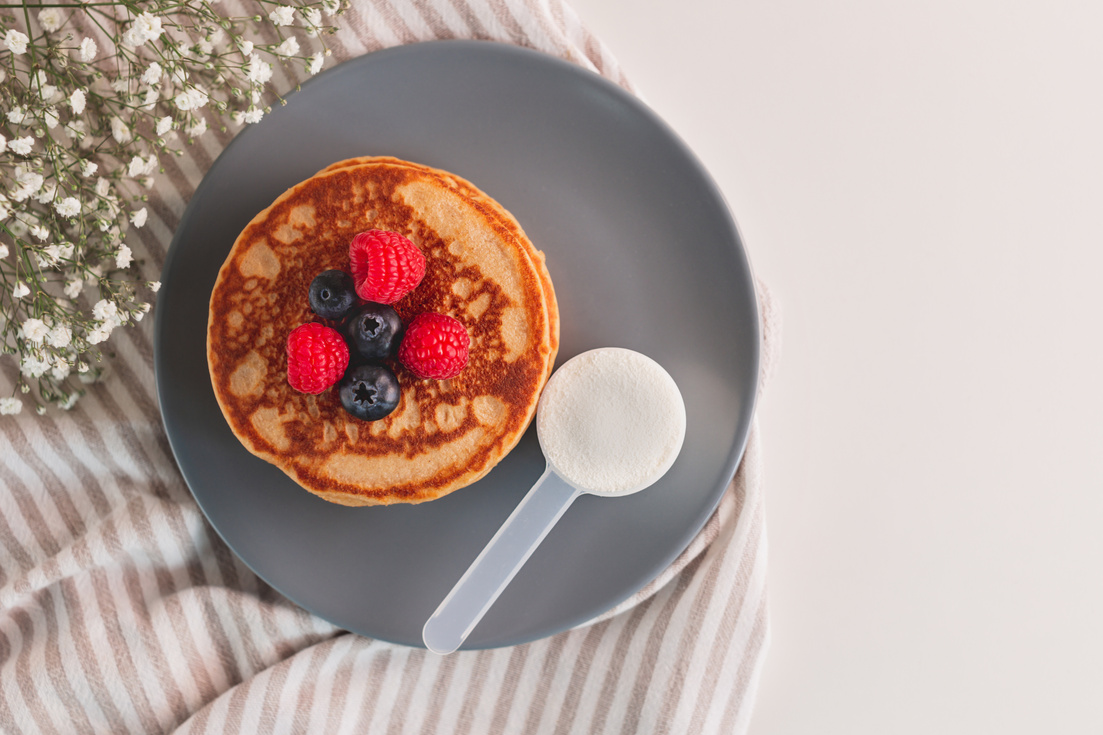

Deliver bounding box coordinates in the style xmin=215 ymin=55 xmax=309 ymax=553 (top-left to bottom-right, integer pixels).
xmin=286 ymin=322 xmax=350 ymax=394
xmin=349 ymin=230 xmax=426 ymax=304
xmin=398 ymin=313 xmax=470 ymax=380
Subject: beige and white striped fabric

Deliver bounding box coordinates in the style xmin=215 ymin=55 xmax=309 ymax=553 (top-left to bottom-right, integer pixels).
xmin=0 ymin=1 xmax=778 ymax=732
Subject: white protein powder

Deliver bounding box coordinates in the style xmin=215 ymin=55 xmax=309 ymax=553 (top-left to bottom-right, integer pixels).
xmin=536 ymin=348 xmax=686 ymax=495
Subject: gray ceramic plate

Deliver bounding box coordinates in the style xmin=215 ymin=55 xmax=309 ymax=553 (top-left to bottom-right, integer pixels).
xmin=155 ymin=40 xmax=759 ymax=649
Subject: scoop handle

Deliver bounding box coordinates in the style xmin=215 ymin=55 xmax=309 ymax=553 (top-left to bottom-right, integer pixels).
xmin=422 ymin=466 xmax=582 ymax=654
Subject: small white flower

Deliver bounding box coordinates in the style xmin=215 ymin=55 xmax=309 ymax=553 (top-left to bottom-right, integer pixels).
xmin=156 ymin=116 xmax=173 ymax=135
xmin=150 ymin=280 xmax=161 ymax=293
xmin=309 ymin=53 xmax=324 ymax=76
xmin=269 ymin=6 xmax=295 ymax=26
xmin=122 ymin=12 xmax=164 ymax=48
xmin=69 ymin=120 xmax=90 ymax=147
xmin=239 ymin=40 xmax=254 ymax=57
xmin=128 ymin=154 xmax=157 ymax=178
xmin=56 ymin=197 xmax=81 ymax=218
xmin=302 ymin=8 xmax=322 ymax=27
xmin=322 ymin=0 xmax=341 ymax=16
xmin=9 ymin=136 xmax=33 ymax=156
xmin=43 ymin=107 xmax=60 ymax=129
xmin=79 ymin=37 xmax=97 ymax=62
xmin=7 ymin=106 xmax=26 ymax=125
xmin=69 ymin=89 xmax=86 ymax=114
xmin=12 ymin=281 xmax=30 ymax=299
xmin=51 ymin=361 xmax=71 ymax=381
xmin=20 ymin=354 xmax=51 ymax=378
xmin=37 ymin=8 xmax=63 ymax=32
xmin=175 ymin=86 xmax=209 ymax=112
xmin=0 ymin=134 xmax=5 ymax=154
xmin=64 ymin=279 xmax=82 ymax=298
xmin=87 ymin=324 xmax=113 ymax=345
xmin=3 ymin=29 xmax=29 ymax=55
xmin=95 ymin=178 xmax=111 ymax=197
xmin=47 ymin=325 xmax=72 ymax=348
xmin=234 ymin=109 xmax=264 ymax=125
xmin=141 ymin=87 xmax=159 ymax=110
xmin=58 ymin=242 xmax=74 ymax=259
xmin=245 ymin=59 xmax=273 ymax=85
xmin=22 ymin=318 xmax=49 ymax=344
xmin=92 ymin=299 xmax=119 ymax=323
xmin=186 ymin=118 xmax=208 ymax=138
xmin=40 ymin=85 xmax=61 ymax=103
xmin=115 ymin=244 xmax=133 ymax=268
xmin=35 ymin=184 xmax=56 ymax=205
xmin=0 ymin=244 xmax=8 ymax=258
xmin=275 ymin=37 xmax=299 ymax=56
xmin=111 ymin=116 xmax=133 ymax=144
xmin=30 ymin=224 xmax=51 ymax=241
xmin=141 ymin=62 xmax=163 ymax=86
xmin=130 ymin=208 xmax=148 ymax=229
xmin=0 ymin=397 xmax=22 ymax=415
xmin=110 ymin=77 xmax=130 ymax=94
xmin=140 ymin=177 xmax=154 ymax=190
xmin=59 ymin=393 xmax=79 ymax=411
xmin=80 ymin=160 xmax=98 ymax=178
xmin=170 ymin=66 xmax=188 ymax=86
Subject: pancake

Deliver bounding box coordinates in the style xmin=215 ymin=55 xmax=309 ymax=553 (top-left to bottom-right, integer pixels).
xmin=207 ymin=158 xmax=558 ymax=505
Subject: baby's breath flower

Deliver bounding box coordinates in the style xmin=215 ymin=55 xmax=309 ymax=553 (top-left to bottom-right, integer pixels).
xmin=0 ymin=397 xmax=23 ymax=416
xmin=69 ymin=89 xmax=87 ymax=115
xmin=149 ymin=281 xmax=161 ymax=293
xmin=79 ymin=36 xmax=97 ymax=62
xmin=7 ymin=107 xmax=27 ymax=125
xmin=47 ymin=325 xmax=72 ymax=349
xmin=37 ymin=9 xmax=63 ymax=33
xmin=245 ymin=59 xmax=273 ymax=85
xmin=111 ymin=117 xmax=133 ymax=144
xmin=0 ymin=244 xmax=8 ymax=258
xmin=115 ymin=244 xmax=133 ymax=269
xmin=51 ymin=361 xmax=71 ymax=381
xmin=174 ymin=86 xmax=210 ymax=111
xmin=269 ymin=6 xmax=295 ymax=26
xmin=122 ymin=12 xmax=164 ymax=48
xmin=22 ymin=318 xmax=49 ymax=344
xmin=128 ymin=155 xmax=157 ymax=178
xmin=55 ymin=197 xmax=81 ymax=218
xmin=87 ymin=324 xmax=112 ymax=345
xmin=30 ymin=224 xmax=50 ymax=241
xmin=64 ymin=279 xmax=83 ymax=299
xmin=80 ymin=160 xmax=98 ymax=178
xmin=130 ymin=208 xmax=148 ymax=229
xmin=4 ymin=29 xmax=29 ymax=55
xmin=92 ymin=299 xmax=119 ymax=324
xmin=322 ymin=0 xmax=341 ymax=16
xmin=141 ymin=62 xmax=163 ymax=86
xmin=0 ymin=135 xmax=5 ymax=155
xmin=309 ymin=53 xmax=325 ymax=76
xmin=95 ymin=178 xmax=111 ymax=197
xmin=234 ymin=108 xmax=264 ymax=125
xmin=276 ymin=37 xmax=300 ymax=57
xmin=21 ymin=354 xmax=52 ymax=378
xmin=186 ymin=118 xmax=208 ymax=138
xmin=9 ymin=137 xmax=34 ymax=156
xmin=239 ymin=40 xmax=254 ymax=57
xmin=302 ymin=8 xmax=322 ymax=28
xmin=44 ymin=108 xmax=60 ymax=129
xmin=156 ymin=116 xmax=173 ymax=136
xmin=12 ymin=282 xmax=30 ymax=299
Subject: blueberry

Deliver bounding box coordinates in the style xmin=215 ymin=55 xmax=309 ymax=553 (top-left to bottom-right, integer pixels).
xmin=343 ymin=302 xmax=404 ymax=362
xmin=309 ymin=270 xmax=357 ymax=320
xmin=338 ymin=364 xmax=401 ymax=421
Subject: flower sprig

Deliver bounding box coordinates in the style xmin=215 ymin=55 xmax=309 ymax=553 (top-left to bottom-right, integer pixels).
xmin=0 ymin=1 xmax=345 ymax=415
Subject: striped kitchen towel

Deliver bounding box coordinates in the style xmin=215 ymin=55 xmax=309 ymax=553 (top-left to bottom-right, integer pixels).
xmin=0 ymin=1 xmax=778 ymax=732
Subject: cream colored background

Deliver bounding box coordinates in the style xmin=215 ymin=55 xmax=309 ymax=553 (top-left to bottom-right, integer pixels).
xmin=571 ymin=0 xmax=1103 ymax=731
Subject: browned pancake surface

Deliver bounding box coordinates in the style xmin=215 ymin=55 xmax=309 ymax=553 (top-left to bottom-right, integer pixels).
xmin=207 ymin=160 xmax=557 ymax=505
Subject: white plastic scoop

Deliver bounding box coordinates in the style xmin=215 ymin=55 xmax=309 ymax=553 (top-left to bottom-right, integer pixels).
xmin=422 ymin=347 xmax=686 ymax=654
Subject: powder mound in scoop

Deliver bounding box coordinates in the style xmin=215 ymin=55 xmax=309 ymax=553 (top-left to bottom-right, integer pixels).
xmin=536 ymin=348 xmax=686 ymax=494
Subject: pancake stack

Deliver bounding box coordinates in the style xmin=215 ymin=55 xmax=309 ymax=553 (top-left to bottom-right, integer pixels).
xmin=207 ymin=157 xmax=559 ymax=505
